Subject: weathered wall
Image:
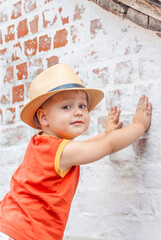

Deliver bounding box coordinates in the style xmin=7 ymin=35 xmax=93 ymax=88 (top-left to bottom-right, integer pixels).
xmin=0 ymin=0 xmax=161 ymax=239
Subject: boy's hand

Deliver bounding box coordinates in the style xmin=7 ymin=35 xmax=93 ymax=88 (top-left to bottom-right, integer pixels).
xmin=105 ymin=106 xmax=122 ymax=133
xmin=133 ymin=95 xmax=152 ymax=131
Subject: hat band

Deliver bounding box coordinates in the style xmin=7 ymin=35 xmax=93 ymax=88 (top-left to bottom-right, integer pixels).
xmin=48 ymin=83 xmax=85 ymax=92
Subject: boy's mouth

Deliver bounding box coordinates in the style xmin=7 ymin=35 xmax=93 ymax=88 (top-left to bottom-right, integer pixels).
xmin=71 ymin=121 xmax=83 ymax=125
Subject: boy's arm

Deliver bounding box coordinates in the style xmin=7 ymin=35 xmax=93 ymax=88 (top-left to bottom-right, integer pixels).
xmin=60 ymin=95 xmax=151 ymax=170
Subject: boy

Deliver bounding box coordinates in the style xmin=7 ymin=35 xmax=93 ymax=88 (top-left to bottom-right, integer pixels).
xmin=0 ymin=64 xmax=152 ymax=240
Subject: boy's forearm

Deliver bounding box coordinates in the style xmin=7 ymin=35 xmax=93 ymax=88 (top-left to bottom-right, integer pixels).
xmin=104 ymin=122 xmax=145 ymax=154
xmin=84 ymin=132 xmax=106 ymax=142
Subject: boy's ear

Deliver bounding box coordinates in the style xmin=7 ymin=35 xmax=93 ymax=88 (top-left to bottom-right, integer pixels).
xmin=36 ymin=108 xmax=48 ymax=126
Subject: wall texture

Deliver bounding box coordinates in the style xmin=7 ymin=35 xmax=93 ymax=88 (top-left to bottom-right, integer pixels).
xmin=0 ymin=0 xmax=161 ymax=239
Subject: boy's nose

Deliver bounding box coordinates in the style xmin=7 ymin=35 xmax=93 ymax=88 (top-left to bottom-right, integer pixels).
xmin=73 ymin=108 xmax=83 ymax=116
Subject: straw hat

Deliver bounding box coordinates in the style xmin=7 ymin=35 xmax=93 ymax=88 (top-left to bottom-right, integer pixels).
xmin=20 ymin=63 xmax=104 ymax=129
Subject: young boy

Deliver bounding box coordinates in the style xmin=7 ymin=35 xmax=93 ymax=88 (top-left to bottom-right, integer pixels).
xmin=0 ymin=64 xmax=152 ymax=240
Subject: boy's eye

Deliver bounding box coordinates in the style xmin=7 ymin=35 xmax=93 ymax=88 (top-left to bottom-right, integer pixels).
xmin=63 ymin=105 xmax=71 ymax=109
xmin=79 ymin=104 xmax=87 ymax=109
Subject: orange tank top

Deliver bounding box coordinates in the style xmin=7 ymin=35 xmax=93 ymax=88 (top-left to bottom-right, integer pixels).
xmin=0 ymin=133 xmax=80 ymax=240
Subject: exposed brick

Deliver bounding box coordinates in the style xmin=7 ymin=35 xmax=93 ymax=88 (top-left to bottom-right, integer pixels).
xmin=92 ymin=67 xmax=109 ymax=86
xmin=42 ymin=9 xmax=57 ymax=28
xmin=24 ymin=37 xmax=37 ymax=56
xmin=5 ymin=24 xmax=15 ymax=42
xmin=17 ymin=19 xmax=29 ymax=38
xmin=90 ymin=19 xmax=102 ymax=35
xmin=73 ymin=4 xmax=85 ymax=21
xmin=139 ymin=59 xmax=160 ymax=79
xmin=62 ymin=16 xmax=69 ymax=25
xmin=39 ymin=34 xmax=51 ymax=52
xmin=59 ymin=7 xmax=62 ymax=13
xmin=59 ymin=7 xmax=69 ymax=25
xmin=1 ymin=125 xmax=28 ymax=146
xmin=46 ymin=56 xmax=59 ymax=68
xmin=29 ymin=58 xmax=44 ymax=78
xmin=113 ymin=60 xmax=133 ymax=84
xmin=0 ymin=95 xmax=10 ymax=104
xmin=98 ymin=115 xmax=107 ymax=133
xmin=54 ymin=29 xmax=68 ymax=48
xmin=24 ymin=0 xmax=36 ymax=13
xmin=16 ymin=62 xmax=28 ymax=80
xmin=0 ymin=9 xmax=8 ymax=23
xmin=5 ymin=107 xmax=16 ymax=123
xmin=11 ymin=1 xmax=22 ymax=19
xmin=0 ymin=108 xmax=3 ymax=122
xmin=29 ymin=15 xmax=39 ymax=33
xmin=0 ymin=48 xmax=6 ymax=55
xmin=70 ymin=25 xmax=78 ymax=43
xmin=12 ymin=42 xmax=22 ymax=61
xmin=12 ymin=85 xmax=24 ymax=103
xmin=4 ymin=66 xmax=14 ymax=83
xmin=0 ymin=29 xmax=3 ymax=44
xmin=44 ymin=0 xmax=52 ymax=3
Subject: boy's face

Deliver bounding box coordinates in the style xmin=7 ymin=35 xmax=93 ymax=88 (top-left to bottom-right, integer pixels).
xmin=39 ymin=90 xmax=90 ymax=139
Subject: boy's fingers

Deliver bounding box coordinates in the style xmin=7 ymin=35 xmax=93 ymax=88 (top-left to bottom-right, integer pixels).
xmin=115 ymin=122 xmax=123 ymax=129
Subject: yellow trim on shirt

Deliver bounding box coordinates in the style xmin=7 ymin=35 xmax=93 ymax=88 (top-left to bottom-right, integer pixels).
xmin=55 ymin=140 xmax=71 ymax=178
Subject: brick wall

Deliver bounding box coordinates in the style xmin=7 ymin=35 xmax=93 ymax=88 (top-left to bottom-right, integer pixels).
xmin=0 ymin=0 xmax=161 ymax=239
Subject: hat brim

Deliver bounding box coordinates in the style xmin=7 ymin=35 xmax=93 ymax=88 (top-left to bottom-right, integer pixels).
xmin=20 ymin=88 xmax=104 ymax=129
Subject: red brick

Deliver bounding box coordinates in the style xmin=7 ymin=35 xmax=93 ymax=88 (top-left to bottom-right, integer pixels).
xmin=46 ymin=56 xmax=59 ymax=68
xmin=16 ymin=62 xmax=28 ymax=80
xmin=92 ymin=67 xmax=109 ymax=85
xmin=12 ymin=85 xmax=24 ymax=103
xmin=61 ymin=16 xmax=69 ymax=25
xmin=24 ymin=37 xmax=37 ymax=56
xmin=5 ymin=24 xmax=15 ymax=42
xmin=0 ymin=108 xmax=3 ymax=122
xmin=6 ymin=107 xmax=16 ymax=123
xmin=19 ymin=104 xmax=24 ymax=111
xmin=0 ymin=29 xmax=3 ymax=44
xmin=0 ymin=48 xmax=6 ymax=55
xmin=42 ymin=9 xmax=57 ymax=28
xmin=1 ymin=125 xmax=28 ymax=146
xmin=17 ymin=18 xmax=29 ymax=38
xmin=133 ymin=138 xmax=147 ymax=156
xmin=29 ymin=58 xmax=44 ymax=77
xmin=4 ymin=66 xmax=14 ymax=83
xmin=0 ymin=95 xmax=10 ymax=104
xmin=90 ymin=19 xmax=102 ymax=35
xmin=54 ymin=29 xmax=68 ymax=49
xmin=11 ymin=1 xmax=22 ymax=19
xmin=24 ymin=0 xmax=36 ymax=13
xmin=0 ymin=9 xmax=8 ymax=23
xmin=39 ymin=34 xmax=51 ymax=52
xmin=73 ymin=4 xmax=85 ymax=21
xmin=59 ymin=7 xmax=62 ymax=13
xmin=29 ymin=15 xmax=39 ymax=33
xmin=59 ymin=7 xmax=69 ymax=25
xmin=70 ymin=25 xmax=78 ymax=43
xmin=44 ymin=0 xmax=52 ymax=3
xmin=114 ymin=60 xmax=133 ymax=84
xmin=12 ymin=42 xmax=22 ymax=61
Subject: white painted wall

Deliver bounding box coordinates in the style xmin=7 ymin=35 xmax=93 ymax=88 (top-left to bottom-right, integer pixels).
xmin=0 ymin=0 xmax=161 ymax=239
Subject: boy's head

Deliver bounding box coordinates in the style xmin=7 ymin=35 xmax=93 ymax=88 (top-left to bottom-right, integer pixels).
xmin=35 ymin=90 xmax=90 ymax=139
xmin=20 ymin=63 xmax=104 ymax=135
